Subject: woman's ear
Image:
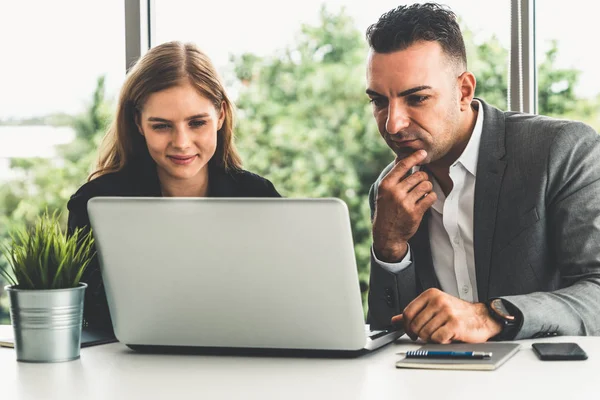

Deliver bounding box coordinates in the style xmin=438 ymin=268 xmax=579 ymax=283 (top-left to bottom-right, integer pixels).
xmin=135 ymin=111 xmax=144 ymax=136
xmin=217 ymin=101 xmax=225 ymax=131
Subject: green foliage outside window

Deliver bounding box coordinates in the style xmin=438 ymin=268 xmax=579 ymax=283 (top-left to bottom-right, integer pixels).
xmin=1 ymin=7 xmax=599 ymax=323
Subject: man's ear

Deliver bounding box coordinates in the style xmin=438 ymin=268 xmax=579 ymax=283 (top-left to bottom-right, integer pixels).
xmin=457 ymin=71 xmax=476 ymax=111
xmin=135 ymin=111 xmax=144 ymax=136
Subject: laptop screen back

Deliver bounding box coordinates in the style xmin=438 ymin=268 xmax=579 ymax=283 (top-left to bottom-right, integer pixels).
xmin=87 ymin=198 xmax=367 ymax=351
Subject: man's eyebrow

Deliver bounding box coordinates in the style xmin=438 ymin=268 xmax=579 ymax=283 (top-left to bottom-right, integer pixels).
xmin=399 ymin=86 xmax=432 ymax=97
xmin=147 ymin=113 xmax=209 ymax=122
xmin=366 ymin=89 xmax=383 ymax=97
xmin=366 ymin=86 xmax=433 ymax=98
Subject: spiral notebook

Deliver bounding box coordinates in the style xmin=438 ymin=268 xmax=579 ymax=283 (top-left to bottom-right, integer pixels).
xmin=395 ymin=342 xmax=521 ymax=371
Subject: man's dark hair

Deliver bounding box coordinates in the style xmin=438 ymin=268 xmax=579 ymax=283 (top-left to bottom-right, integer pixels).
xmin=366 ymin=3 xmax=467 ymax=68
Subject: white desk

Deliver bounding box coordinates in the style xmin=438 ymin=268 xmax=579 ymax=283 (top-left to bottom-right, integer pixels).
xmin=0 ymin=325 xmax=596 ymax=399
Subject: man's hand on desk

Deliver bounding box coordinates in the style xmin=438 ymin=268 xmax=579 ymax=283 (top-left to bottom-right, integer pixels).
xmin=391 ymin=288 xmax=502 ymax=343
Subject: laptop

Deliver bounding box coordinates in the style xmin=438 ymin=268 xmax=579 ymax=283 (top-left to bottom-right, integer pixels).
xmin=87 ymin=197 xmax=403 ymax=356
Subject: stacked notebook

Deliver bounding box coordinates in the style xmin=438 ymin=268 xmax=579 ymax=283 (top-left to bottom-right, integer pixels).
xmin=396 ymin=342 xmax=521 ymax=371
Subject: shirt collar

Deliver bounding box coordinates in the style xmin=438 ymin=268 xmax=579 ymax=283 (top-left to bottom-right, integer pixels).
xmin=454 ymin=99 xmax=484 ymax=177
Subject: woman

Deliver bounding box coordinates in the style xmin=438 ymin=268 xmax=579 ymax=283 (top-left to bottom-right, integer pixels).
xmin=68 ymin=41 xmax=280 ymax=333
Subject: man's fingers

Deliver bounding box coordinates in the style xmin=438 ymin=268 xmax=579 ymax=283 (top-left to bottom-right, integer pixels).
xmin=408 ymin=305 xmax=438 ymax=338
xmin=415 ymin=190 xmax=437 ymax=213
xmin=407 ymin=331 xmax=418 ymax=341
xmin=402 ymin=303 xmax=429 ymax=340
xmin=402 ymin=290 xmax=433 ymax=323
xmin=385 ymin=150 xmax=428 ymax=182
xmin=391 ymin=314 xmax=418 ymax=340
xmin=429 ymin=324 xmax=455 ymax=344
xmin=380 ymin=163 xmax=432 ymax=206
xmin=417 ymin=312 xmax=450 ymax=342
xmin=391 ymin=314 xmax=404 ymax=325
xmin=402 ymin=170 xmax=430 ymax=192
xmin=406 ymin=179 xmax=433 ymax=204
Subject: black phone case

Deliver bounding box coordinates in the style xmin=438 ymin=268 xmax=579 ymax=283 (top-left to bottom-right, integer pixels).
xmin=532 ymin=342 xmax=588 ymax=361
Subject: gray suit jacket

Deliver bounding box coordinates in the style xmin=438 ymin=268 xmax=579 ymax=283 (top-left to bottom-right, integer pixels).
xmin=367 ymin=99 xmax=600 ymax=339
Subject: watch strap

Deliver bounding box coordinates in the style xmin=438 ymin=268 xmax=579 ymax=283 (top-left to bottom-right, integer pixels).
xmin=486 ymin=298 xmax=522 ymax=341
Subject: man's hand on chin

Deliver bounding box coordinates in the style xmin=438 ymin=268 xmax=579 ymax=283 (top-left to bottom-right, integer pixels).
xmin=391 ymin=288 xmax=502 ymax=343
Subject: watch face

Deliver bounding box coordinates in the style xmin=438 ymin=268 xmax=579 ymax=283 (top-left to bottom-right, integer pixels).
xmin=491 ymin=299 xmax=515 ymax=321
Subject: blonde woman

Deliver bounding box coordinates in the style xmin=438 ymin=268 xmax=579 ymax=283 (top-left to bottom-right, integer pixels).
xmin=68 ymin=42 xmax=280 ymax=333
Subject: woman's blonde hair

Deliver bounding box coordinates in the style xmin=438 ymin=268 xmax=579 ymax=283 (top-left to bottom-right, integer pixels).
xmin=89 ymin=41 xmax=242 ymax=180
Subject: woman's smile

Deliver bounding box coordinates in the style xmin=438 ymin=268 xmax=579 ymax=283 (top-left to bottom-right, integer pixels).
xmin=167 ymin=154 xmax=198 ymax=165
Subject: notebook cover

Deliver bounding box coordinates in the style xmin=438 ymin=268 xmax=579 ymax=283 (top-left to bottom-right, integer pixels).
xmin=395 ymin=342 xmax=521 ymax=371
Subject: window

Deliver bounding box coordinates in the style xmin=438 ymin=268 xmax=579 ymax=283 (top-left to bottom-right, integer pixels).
xmin=536 ymin=1 xmax=600 ymax=131
xmin=0 ymin=0 xmax=126 ymax=324
xmin=444 ymin=0 xmax=510 ymax=109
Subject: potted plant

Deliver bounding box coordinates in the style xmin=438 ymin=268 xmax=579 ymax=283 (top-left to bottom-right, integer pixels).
xmin=0 ymin=211 xmax=95 ymax=362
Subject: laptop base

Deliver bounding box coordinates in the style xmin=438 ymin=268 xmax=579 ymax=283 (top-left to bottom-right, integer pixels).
xmin=125 ymin=329 xmax=403 ymax=358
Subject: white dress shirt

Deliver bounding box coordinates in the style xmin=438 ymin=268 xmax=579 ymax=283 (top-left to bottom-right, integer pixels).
xmin=373 ymin=100 xmax=484 ymax=303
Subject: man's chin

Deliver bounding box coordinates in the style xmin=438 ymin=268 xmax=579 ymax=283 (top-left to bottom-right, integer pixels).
xmin=393 ymin=148 xmax=420 ymax=158
xmin=392 ymin=149 xmax=432 ymax=166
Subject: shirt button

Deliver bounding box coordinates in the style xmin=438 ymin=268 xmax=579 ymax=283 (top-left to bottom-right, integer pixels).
xmin=461 ymin=285 xmax=469 ymax=294
xmin=454 ymin=236 xmax=460 ymax=245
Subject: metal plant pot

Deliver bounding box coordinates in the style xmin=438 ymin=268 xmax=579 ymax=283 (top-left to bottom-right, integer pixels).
xmin=6 ymin=283 xmax=87 ymax=363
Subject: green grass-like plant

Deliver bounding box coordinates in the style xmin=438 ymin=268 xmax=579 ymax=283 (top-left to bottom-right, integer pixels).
xmin=0 ymin=211 xmax=95 ymax=290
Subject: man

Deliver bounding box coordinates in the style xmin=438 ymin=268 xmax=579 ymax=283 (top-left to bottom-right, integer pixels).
xmin=366 ymin=2 xmax=600 ymax=343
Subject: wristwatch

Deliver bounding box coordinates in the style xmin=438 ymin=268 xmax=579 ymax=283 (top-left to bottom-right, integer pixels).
xmin=485 ymin=298 xmax=521 ymax=341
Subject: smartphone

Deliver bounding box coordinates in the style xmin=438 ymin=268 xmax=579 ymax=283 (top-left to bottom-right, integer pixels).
xmin=532 ymin=342 xmax=588 ymax=361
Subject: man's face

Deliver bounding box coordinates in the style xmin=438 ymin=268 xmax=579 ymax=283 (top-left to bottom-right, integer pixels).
xmin=366 ymin=41 xmax=464 ymax=165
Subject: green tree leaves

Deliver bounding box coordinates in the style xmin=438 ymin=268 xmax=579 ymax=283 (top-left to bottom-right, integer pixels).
xmin=0 ymin=77 xmax=110 ymax=322
xmin=1 ymin=7 xmax=598 ymax=322
xmin=232 ymin=7 xmax=391 ymax=296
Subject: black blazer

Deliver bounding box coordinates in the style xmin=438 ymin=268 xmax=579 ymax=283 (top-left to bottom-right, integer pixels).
xmin=67 ymin=160 xmax=280 ymax=333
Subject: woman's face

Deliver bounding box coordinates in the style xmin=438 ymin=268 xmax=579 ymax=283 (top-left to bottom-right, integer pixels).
xmin=137 ymin=82 xmax=224 ymax=183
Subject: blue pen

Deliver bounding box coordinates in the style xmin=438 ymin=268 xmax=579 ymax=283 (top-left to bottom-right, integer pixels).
xmin=398 ymin=350 xmax=493 ymax=359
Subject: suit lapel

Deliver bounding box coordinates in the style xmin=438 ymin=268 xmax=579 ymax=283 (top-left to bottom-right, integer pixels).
xmin=473 ymin=100 xmax=507 ymax=301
